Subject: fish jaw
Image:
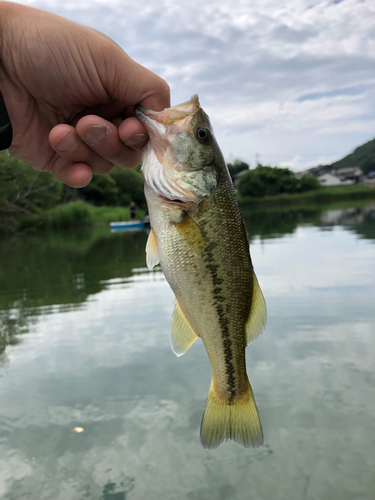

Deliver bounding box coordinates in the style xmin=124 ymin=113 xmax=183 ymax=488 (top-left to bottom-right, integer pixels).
xmin=136 ymin=94 xmax=200 ymax=127
xmin=135 ymin=94 xmax=200 ymax=164
xmin=135 ymin=95 xmax=218 ymax=203
xmin=134 ymin=110 xmax=168 ymax=165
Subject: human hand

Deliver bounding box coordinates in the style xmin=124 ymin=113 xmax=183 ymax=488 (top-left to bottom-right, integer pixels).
xmin=0 ymin=2 xmax=170 ymax=187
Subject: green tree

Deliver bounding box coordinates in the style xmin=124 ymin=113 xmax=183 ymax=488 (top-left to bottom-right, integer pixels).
xmin=109 ymin=166 xmax=146 ymax=210
xmin=0 ymin=151 xmax=62 ymax=232
xmin=297 ymin=173 xmax=320 ymax=192
xmin=80 ymin=173 xmax=119 ymax=206
xmin=78 ymin=165 xmax=146 ymax=210
xmin=227 ymin=159 xmax=250 ymax=182
xmin=237 ymin=164 xmax=320 ymax=198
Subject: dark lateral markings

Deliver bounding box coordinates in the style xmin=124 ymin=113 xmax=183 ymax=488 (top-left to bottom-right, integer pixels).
xmin=204 ymin=243 xmax=236 ymax=401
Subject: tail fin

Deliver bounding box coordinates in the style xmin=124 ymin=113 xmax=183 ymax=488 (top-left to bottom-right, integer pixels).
xmin=200 ymin=381 xmax=263 ymax=449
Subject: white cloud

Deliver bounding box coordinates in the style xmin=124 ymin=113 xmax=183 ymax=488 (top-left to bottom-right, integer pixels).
xmin=9 ymin=0 xmax=375 ymax=170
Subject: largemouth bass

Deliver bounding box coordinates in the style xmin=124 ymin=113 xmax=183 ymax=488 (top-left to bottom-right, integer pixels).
xmin=135 ymin=95 xmax=267 ymax=449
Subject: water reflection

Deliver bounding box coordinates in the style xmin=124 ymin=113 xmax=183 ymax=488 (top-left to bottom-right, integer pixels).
xmin=100 ymin=480 xmax=134 ymax=500
xmin=0 ymin=203 xmax=374 ymax=499
xmin=0 ymin=305 xmax=37 ymax=362
xmin=1 ymin=203 xmax=375 ymax=359
xmin=242 ymin=202 xmax=375 ymax=242
xmin=0 ymin=226 xmax=148 ymax=308
xmin=242 ymin=206 xmax=322 ymax=240
xmin=0 ymin=227 xmax=150 ymax=360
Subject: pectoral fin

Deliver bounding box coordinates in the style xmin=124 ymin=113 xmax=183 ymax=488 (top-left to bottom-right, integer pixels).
xmin=245 ymin=272 xmax=267 ymax=345
xmin=170 ymin=300 xmax=199 ymax=357
xmin=173 ymin=213 xmax=208 ymax=254
xmin=146 ymin=228 xmax=160 ymax=270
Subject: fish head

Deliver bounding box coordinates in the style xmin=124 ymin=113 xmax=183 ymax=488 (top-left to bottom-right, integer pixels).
xmin=136 ymin=95 xmax=223 ymax=203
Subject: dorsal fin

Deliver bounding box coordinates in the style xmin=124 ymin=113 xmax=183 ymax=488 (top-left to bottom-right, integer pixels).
xmin=245 ymin=272 xmax=267 ymax=345
xmin=170 ymin=300 xmax=199 ymax=357
xmin=145 ymin=228 xmax=160 ymax=270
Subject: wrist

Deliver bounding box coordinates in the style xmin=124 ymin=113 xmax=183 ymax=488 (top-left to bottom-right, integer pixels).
xmin=0 ymin=1 xmax=13 ymax=150
xmin=0 ymin=2 xmax=22 ymax=149
xmin=0 ymin=92 xmax=12 ymax=150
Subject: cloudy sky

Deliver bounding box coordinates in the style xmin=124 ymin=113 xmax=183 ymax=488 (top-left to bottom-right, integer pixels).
xmin=11 ymin=0 xmax=375 ymax=171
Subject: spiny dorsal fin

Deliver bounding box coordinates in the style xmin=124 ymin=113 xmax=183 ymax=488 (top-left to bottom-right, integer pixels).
xmin=173 ymin=213 xmax=208 ymax=254
xmin=146 ymin=228 xmax=160 ymax=270
xmin=245 ymin=272 xmax=267 ymax=345
xmin=170 ymin=300 xmax=199 ymax=357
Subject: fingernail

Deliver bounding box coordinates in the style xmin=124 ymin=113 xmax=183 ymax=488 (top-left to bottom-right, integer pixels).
xmin=82 ymin=126 xmax=108 ymax=145
xmin=73 ymin=176 xmax=92 ymax=188
xmin=56 ymin=133 xmax=79 ymax=153
xmin=125 ymin=133 xmax=148 ymax=149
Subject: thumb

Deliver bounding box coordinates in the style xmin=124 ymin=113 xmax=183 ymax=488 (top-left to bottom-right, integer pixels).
xmin=132 ymin=61 xmax=171 ymax=111
xmin=102 ymin=44 xmax=170 ymax=112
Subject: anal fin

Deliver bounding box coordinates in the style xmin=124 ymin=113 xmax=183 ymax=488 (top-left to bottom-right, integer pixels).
xmin=245 ymin=272 xmax=267 ymax=345
xmin=170 ymin=300 xmax=199 ymax=357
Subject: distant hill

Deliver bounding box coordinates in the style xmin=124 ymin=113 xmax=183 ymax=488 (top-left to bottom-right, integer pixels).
xmin=309 ymin=137 xmax=375 ymax=176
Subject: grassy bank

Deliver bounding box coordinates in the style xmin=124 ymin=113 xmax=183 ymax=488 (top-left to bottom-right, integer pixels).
xmin=15 ymin=184 xmax=375 ymax=231
xmin=237 ymin=184 xmax=375 ymax=208
xmin=20 ymin=201 xmax=146 ymax=230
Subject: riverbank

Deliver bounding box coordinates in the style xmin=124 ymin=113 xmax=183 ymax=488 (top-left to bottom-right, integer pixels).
xmin=19 ymin=201 xmax=146 ymax=231
xmin=7 ymin=184 xmax=375 ymax=233
xmin=237 ymin=184 xmax=375 ymax=208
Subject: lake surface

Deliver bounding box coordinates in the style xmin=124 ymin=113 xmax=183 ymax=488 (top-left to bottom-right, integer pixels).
xmin=1 ymin=203 xmax=375 ymax=500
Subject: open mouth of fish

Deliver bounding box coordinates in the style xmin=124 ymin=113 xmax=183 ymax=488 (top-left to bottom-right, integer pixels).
xmin=135 ymin=94 xmax=200 ymax=163
xmin=135 ymin=95 xmax=215 ymax=203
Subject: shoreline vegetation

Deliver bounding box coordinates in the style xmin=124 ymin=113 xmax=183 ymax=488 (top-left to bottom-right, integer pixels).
xmin=16 ymin=184 xmax=375 ymax=232
xmin=1 ymin=151 xmax=375 ymax=234
xmin=19 ymin=201 xmax=146 ymax=231
xmin=237 ymin=184 xmax=375 ymax=209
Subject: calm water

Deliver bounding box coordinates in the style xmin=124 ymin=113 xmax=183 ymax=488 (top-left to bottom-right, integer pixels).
xmin=1 ymin=204 xmax=375 ymax=500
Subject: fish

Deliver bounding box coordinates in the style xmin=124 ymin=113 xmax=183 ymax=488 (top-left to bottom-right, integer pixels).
xmin=135 ymin=95 xmax=267 ymax=449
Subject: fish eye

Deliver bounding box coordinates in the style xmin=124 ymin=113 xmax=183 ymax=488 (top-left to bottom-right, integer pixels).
xmin=195 ymin=126 xmax=212 ymax=145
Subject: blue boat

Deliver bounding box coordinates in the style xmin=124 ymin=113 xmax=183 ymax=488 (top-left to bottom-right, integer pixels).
xmin=110 ymin=220 xmax=145 ymax=231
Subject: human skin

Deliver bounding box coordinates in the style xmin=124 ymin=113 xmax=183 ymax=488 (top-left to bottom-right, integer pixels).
xmin=0 ymin=1 xmax=170 ymax=187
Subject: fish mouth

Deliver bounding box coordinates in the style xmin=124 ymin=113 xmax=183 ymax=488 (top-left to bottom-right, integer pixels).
xmin=135 ymin=94 xmax=201 ymax=163
xmin=135 ymin=94 xmax=201 ymax=140
xmin=135 ymin=94 xmax=200 ymax=128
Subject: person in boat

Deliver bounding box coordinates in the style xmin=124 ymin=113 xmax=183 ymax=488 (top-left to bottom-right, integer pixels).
xmin=130 ymin=202 xmax=137 ymax=220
